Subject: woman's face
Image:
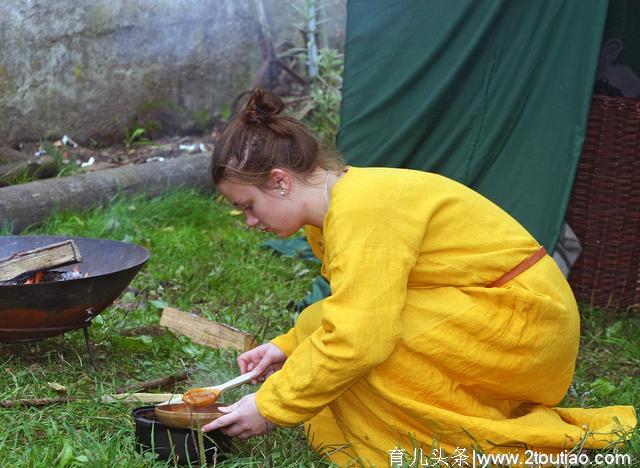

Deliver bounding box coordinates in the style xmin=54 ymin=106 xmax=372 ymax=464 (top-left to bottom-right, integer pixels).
xmin=217 ymin=179 xmax=305 ymax=238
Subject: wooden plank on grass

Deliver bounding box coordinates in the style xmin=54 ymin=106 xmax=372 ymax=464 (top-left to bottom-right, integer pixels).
xmin=160 ymin=307 xmax=257 ymax=352
xmin=0 ymin=240 xmax=82 ymax=282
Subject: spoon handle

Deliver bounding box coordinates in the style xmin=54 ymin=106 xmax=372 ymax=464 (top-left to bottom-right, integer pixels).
xmin=156 ymin=370 xmax=259 ymax=406
xmin=214 ymin=370 xmax=258 ymax=393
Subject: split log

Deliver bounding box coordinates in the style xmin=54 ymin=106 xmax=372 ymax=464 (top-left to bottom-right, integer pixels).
xmin=0 ymin=240 xmax=82 ymax=282
xmin=160 ymin=307 xmax=257 ymax=352
xmin=0 ymin=153 xmax=213 ymax=234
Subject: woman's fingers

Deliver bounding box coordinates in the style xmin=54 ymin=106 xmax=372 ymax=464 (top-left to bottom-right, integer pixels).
xmin=252 ymin=348 xmax=280 ymax=375
xmin=249 ymin=359 xmax=271 ymax=378
xmin=218 ymin=401 xmax=240 ymax=413
xmin=220 ymin=422 xmax=252 ymax=438
xmin=238 ymin=346 xmax=267 ymax=374
xmin=237 ymin=354 xmax=255 ymax=374
xmin=237 ymin=343 xmax=286 ymax=383
xmin=202 ymin=393 xmax=273 ymax=439
xmin=201 ymin=411 xmax=238 ymax=432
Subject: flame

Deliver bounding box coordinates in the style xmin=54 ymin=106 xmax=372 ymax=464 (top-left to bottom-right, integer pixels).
xmin=24 ymin=271 xmax=45 ymax=284
xmin=21 ymin=268 xmax=86 ymax=284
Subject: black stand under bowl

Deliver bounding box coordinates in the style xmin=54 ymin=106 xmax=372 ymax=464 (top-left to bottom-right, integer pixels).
xmin=132 ymin=406 xmax=232 ymax=466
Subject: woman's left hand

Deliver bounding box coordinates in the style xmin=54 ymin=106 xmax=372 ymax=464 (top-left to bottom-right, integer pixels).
xmin=201 ymin=393 xmax=275 ymax=439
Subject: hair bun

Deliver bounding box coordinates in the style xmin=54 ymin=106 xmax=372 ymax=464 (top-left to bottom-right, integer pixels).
xmin=241 ymin=88 xmax=285 ymax=124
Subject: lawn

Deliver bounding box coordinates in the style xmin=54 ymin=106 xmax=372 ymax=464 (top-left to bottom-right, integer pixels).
xmin=0 ymin=189 xmax=637 ymax=467
xmin=0 ymin=190 xmax=329 ymax=467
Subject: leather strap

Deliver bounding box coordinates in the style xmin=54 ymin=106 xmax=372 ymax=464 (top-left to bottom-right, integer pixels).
xmin=486 ymin=246 xmax=548 ymax=288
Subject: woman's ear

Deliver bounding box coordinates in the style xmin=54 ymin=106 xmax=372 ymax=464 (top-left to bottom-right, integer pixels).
xmin=269 ymin=168 xmax=290 ymax=195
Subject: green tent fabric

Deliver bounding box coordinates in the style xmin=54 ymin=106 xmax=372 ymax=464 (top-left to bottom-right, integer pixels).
xmin=337 ymin=0 xmax=608 ymax=251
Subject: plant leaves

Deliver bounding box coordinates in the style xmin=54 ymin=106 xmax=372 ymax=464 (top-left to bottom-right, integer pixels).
xmin=56 ymin=441 xmax=74 ymax=468
xmin=590 ymin=377 xmax=616 ymax=398
xmin=149 ymin=300 xmax=168 ymax=309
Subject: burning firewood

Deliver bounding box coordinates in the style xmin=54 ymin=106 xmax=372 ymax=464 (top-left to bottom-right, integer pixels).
xmin=0 ymin=240 xmax=82 ymax=283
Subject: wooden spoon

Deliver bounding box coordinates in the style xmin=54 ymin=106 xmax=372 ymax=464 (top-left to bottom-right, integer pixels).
xmin=158 ymin=370 xmax=258 ymax=407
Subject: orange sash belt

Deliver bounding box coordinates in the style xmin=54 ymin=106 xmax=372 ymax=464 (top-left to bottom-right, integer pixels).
xmin=486 ymin=246 xmax=548 ymax=288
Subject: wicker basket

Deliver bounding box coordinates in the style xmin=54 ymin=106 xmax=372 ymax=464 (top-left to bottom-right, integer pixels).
xmin=566 ymin=95 xmax=640 ymax=310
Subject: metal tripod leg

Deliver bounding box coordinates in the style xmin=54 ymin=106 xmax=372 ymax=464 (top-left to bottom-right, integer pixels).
xmin=82 ymin=326 xmax=99 ymax=372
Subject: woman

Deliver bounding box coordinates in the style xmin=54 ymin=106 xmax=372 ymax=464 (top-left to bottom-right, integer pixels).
xmin=202 ymin=89 xmax=636 ymax=466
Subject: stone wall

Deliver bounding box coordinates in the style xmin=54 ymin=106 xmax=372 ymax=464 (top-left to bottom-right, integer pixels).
xmin=0 ymin=0 xmax=345 ymax=145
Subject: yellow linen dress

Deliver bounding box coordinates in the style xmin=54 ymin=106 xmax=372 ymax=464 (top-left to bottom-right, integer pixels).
xmin=255 ymin=167 xmax=637 ymax=466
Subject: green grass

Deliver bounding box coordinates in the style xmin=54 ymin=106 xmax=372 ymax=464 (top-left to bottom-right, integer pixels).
xmin=560 ymin=306 xmax=640 ymax=466
xmin=7 ymin=141 xmax=78 ymax=186
xmin=0 ymin=189 xmax=637 ymax=467
xmin=0 ymin=190 xmax=329 ymax=467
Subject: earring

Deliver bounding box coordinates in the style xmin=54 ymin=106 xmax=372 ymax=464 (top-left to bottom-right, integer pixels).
xmin=280 ymin=188 xmax=286 ymax=195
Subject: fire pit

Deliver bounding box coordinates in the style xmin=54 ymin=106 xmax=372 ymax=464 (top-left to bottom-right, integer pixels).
xmin=0 ymin=236 xmax=150 ymax=367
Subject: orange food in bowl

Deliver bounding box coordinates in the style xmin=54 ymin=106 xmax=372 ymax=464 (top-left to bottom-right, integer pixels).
xmin=182 ymin=388 xmax=221 ymax=407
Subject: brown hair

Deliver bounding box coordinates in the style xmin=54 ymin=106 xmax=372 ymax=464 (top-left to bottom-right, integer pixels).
xmin=210 ymin=89 xmax=343 ymax=187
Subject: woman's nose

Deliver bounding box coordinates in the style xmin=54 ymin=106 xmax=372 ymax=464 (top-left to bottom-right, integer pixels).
xmin=245 ymin=213 xmax=260 ymax=227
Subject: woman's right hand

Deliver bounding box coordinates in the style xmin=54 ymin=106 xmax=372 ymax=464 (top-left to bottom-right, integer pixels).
xmin=238 ymin=343 xmax=287 ymax=383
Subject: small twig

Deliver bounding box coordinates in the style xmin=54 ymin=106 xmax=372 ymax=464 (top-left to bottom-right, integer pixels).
xmin=283 ymin=95 xmax=313 ymax=106
xmin=273 ymin=59 xmax=308 ymax=85
xmin=256 ymin=316 xmax=271 ymax=345
xmin=115 ymin=368 xmax=195 ymax=394
xmin=0 ymin=397 xmax=80 ymax=408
